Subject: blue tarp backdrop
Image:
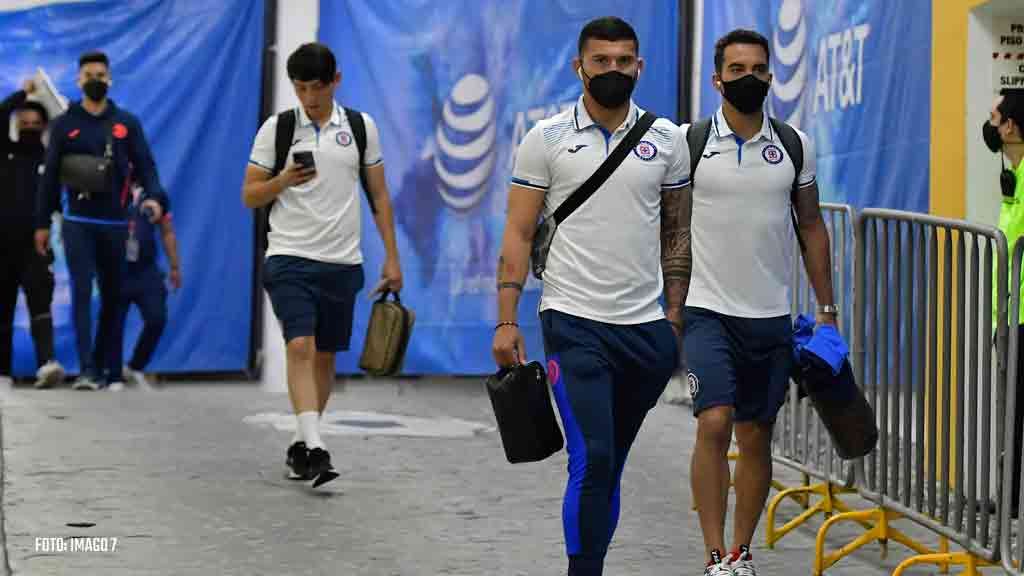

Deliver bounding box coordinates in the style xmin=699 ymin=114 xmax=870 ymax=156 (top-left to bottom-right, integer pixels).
xmin=319 ymin=1 xmax=681 ymax=374
xmin=698 ymin=0 xmax=931 ymax=211
xmin=1 ymin=0 xmax=263 ymax=376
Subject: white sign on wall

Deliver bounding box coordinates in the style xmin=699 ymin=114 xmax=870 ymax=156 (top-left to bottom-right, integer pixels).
xmin=994 ymin=21 xmax=1024 ymax=90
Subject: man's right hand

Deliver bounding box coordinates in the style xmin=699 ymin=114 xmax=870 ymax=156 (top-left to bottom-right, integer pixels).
xmin=34 ymin=229 xmax=49 ymax=256
xmin=492 ymin=323 xmax=527 ymax=369
xmin=276 ymin=163 xmax=316 ymax=189
xmin=22 ymin=79 xmax=36 ymax=95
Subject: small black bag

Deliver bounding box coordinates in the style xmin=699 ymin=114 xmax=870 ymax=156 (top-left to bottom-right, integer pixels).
xmin=59 ymin=121 xmax=114 ymax=200
xmin=530 ymin=111 xmax=657 ymax=279
xmin=485 ymin=361 xmax=564 ymax=463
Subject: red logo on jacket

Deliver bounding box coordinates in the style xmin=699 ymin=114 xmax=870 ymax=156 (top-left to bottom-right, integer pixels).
xmin=68 ymin=129 xmax=80 ymax=139
xmin=112 ymin=123 xmax=128 ymax=139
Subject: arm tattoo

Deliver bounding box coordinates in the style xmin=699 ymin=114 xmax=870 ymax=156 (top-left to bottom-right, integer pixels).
xmin=661 ymin=185 xmax=692 ymax=313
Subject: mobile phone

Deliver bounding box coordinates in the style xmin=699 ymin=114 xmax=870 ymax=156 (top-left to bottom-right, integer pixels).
xmin=293 ymin=151 xmax=315 ymax=170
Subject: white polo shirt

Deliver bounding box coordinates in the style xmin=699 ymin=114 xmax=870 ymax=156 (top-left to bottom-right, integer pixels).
xmin=249 ymin=102 xmax=383 ymax=265
xmin=511 ymin=96 xmax=691 ymax=325
xmin=684 ymin=107 xmax=817 ymax=318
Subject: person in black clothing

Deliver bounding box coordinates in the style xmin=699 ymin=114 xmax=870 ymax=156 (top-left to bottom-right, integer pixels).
xmin=35 ymin=51 xmax=165 ymax=391
xmin=0 ymin=79 xmax=66 ymax=389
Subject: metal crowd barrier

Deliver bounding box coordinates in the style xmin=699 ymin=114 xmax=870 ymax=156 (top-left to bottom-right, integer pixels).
xmin=814 ymin=209 xmax=1008 ymax=575
xmin=1001 ymin=239 xmax=1024 ymax=576
xmin=766 ymin=203 xmax=863 ymax=548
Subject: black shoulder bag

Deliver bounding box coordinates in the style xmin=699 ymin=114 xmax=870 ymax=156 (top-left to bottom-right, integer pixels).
xmin=530 ymin=111 xmax=657 ymax=279
xmin=59 ymin=119 xmax=114 ymax=200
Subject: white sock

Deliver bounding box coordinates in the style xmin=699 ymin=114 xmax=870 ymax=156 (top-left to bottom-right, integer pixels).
xmin=298 ymin=411 xmax=324 ymax=449
xmin=291 ymin=425 xmax=303 ymax=445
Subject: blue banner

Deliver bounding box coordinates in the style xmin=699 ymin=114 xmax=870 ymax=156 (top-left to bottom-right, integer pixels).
xmin=698 ymin=0 xmax=931 ymax=211
xmin=3 ymin=0 xmax=263 ymax=376
xmin=320 ymin=1 xmax=680 ymax=374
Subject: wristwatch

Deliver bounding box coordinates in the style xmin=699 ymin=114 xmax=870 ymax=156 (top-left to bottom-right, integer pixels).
xmin=817 ymin=304 xmax=838 ymax=315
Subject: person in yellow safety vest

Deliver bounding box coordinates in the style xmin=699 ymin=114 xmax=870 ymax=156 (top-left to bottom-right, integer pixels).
xmin=984 ymin=88 xmax=1024 ymax=516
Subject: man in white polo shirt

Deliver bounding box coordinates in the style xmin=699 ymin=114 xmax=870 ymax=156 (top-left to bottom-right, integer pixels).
xmin=492 ymin=17 xmax=690 ymax=576
xmin=243 ymin=43 xmax=403 ymax=487
xmin=683 ymin=30 xmax=836 ymax=576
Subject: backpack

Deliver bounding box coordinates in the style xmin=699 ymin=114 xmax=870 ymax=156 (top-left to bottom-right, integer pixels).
xmin=258 ymin=106 xmax=375 ymax=253
xmin=685 ymin=116 xmax=806 ymax=252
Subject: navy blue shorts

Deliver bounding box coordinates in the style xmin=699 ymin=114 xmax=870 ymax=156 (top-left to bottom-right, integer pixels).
xmin=262 ymin=255 xmax=364 ymax=352
xmin=683 ymin=306 xmax=792 ymax=423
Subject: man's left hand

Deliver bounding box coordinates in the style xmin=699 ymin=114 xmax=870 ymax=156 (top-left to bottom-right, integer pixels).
xmin=141 ymin=199 xmax=164 ymax=223
xmin=370 ymin=257 xmax=403 ymax=297
xmin=816 ymin=312 xmax=838 ymax=327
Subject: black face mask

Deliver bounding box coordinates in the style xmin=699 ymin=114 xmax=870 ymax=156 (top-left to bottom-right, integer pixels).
xmin=581 ymin=68 xmax=636 ymax=109
xmin=983 ymin=119 xmax=1020 ymax=197
xmin=983 ymin=120 xmax=1004 ymax=153
xmin=82 ymin=79 xmax=108 ymax=102
xmin=17 ymin=129 xmax=43 ymax=151
xmin=721 ymin=74 xmax=771 ymax=115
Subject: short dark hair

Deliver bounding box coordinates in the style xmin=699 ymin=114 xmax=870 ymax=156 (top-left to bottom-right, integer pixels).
xmin=78 ymin=51 xmax=110 ymax=69
xmin=714 ymin=29 xmax=770 ymax=72
xmin=15 ymin=101 xmax=48 ymax=124
xmin=578 ymin=16 xmax=639 ymax=56
xmin=999 ymin=89 xmax=1024 ymax=132
xmin=287 ymin=43 xmax=337 ymax=84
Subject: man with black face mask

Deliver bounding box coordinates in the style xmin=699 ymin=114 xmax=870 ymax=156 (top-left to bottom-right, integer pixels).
xmin=493 ymin=16 xmax=690 ymax=576
xmin=0 ymin=79 xmax=65 ymax=390
xmin=36 ymin=51 xmax=166 ymax=391
xmin=984 ymin=88 xmax=1024 ymax=517
xmin=681 ymin=29 xmax=835 ymax=576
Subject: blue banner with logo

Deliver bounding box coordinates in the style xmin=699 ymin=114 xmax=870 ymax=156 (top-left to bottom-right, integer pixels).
xmin=2 ymin=0 xmax=262 ymax=377
xmin=320 ymin=1 xmax=680 ymax=374
xmin=698 ymin=0 xmax=931 ymax=210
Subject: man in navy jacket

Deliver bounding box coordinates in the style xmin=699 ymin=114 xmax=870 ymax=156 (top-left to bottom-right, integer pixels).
xmin=35 ymin=51 xmax=166 ymax=390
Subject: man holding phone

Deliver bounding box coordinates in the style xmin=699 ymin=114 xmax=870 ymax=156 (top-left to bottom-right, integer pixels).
xmin=242 ymin=43 xmax=403 ymax=487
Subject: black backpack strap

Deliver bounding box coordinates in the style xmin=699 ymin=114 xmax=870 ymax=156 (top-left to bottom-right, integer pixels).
xmin=343 ymin=106 xmax=377 ymax=214
xmin=259 ymin=109 xmax=298 ymax=254
xmin=686 ymin=117 xmax=713 ymax=187
xmin=769 ymin=117 xmax=807 ymax=253
xmin=552 ymin=111 xmax=658 ymax=224
xmin=272 ymin=109 xmax=297 ymax=176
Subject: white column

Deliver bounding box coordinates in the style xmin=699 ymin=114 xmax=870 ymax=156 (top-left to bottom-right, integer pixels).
xmin=261 ymin=0 xmax=319 ymax=393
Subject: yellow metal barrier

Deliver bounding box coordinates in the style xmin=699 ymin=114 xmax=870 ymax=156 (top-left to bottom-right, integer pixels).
xmin=765 ymin=481 xmax=861 ymax=549
xmin=891 ymin=549 xmax=994 ymax=576
xmin=813 ymin=508 xmax=932 ymax=575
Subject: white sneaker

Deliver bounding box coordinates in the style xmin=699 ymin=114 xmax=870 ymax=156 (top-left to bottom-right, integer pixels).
xmin=703 ymin=562 xmax=733 ymax=576
xmin=123 ymin=366 xmax=153 ymax=390
xmin=106 ymin=381 xmax=125 ymax=392
xmin=35 ymin=361 xmax=65 ymax=389
xmin=703 ymin=550 xmax=733 ymax=576
xmin=724 ymin=546 xmax=756 ymax=576
xmin=71 ymin=376 xmax=100 ymax=391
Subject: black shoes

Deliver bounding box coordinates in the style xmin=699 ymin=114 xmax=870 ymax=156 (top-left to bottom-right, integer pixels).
xmin=286 ymin=441 xmax=313 ymax=480
xmin=307 ymin=446 xmax=339 ymax=488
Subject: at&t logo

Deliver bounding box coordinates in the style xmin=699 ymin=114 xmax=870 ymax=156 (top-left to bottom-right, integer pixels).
xmin=435 ymin=74 xmax=496 ymax=212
